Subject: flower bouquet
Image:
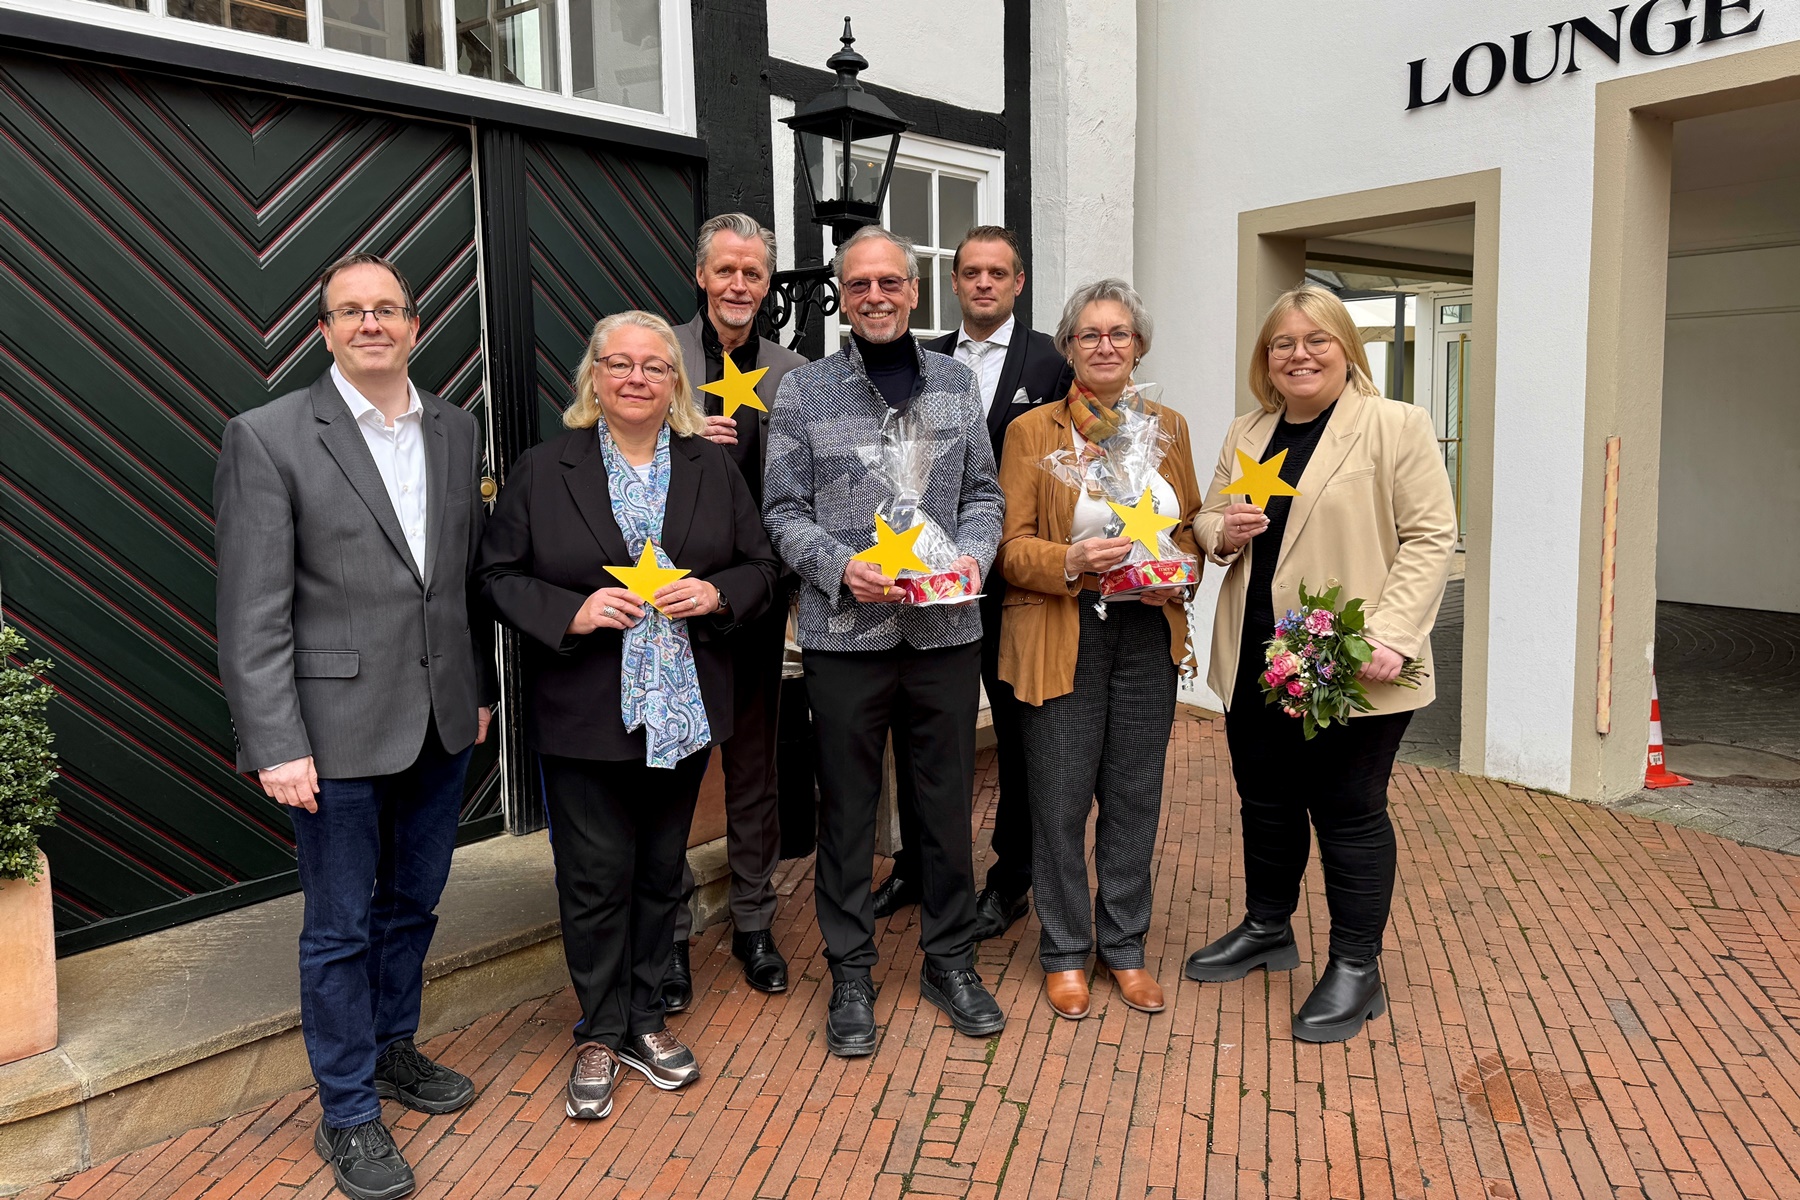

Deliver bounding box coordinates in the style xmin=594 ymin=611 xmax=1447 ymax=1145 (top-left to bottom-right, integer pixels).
xmin=1260 ymin=581 xmax=1425 ymax=739
xmin=1039 ymin=382 xmax=1198 ymax=600
xmin=854 ymin=407 xmax=980 ymax=607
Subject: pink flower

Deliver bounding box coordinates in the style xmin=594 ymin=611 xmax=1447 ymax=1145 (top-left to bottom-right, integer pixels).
xmin=1267 ymin=652 xmax=1300 ymax=679
xmin=1262 ymin=669 xmax=1281 ymax=687
xmin=1286 ymin=679 xmax=1305 ymax=698
xmin=1302 ymin=642 xmax=1317 ymax=658
xmin=1304 ymin=608 xmax=1335 ymax=636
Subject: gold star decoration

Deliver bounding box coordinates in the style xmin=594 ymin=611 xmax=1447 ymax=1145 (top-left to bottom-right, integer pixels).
xmin=850 ymin=515 xmax=929 ymax=578
xmin=1106 ymin=488 xmax=1180 ymax=558
xmin=1224 ymin=448 xmax=1302 ymax=510
xmin=605 ymin=539 xmax=691 ymax=614
xmin=696 ymin=355 xmax=769 ymax=418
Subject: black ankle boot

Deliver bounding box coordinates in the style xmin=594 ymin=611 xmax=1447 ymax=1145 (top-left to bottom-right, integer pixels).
xmin=1292 ymin=957 xmax=1385 ymax=1043
xmin=1183 ymin=917 xmax=1300 ymax=982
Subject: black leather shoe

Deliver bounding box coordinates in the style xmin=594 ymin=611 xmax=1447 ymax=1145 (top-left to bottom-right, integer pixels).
xmin=313 ymin=1117 xmax=414 ymax=1200
xmin=660 ymin=940 xmax=693 ymax=1014
xmin=732 ymin=929 xmax=789 ymax=993
xmin=871 ymin=872 xmax=920 ymax=919
xmin=826 ymin=978 xmax=879 ymax=1057
xmin=1292 ymin=957 xmax=1386 ymax=1043
xmin=919 ymin=963 xmax=1005 ymax=1037
xmin=373 ymin=1039 xmax=474 ymax=1114
xmin=1183 ymin=917 xmax=1300 ymax=982
xmin=970 ymin=888 xmax=1031 ymax=942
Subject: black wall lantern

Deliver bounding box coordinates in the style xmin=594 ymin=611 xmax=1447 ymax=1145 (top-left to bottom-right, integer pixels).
xmin=763 ymin=18 xmax=912 ymax=349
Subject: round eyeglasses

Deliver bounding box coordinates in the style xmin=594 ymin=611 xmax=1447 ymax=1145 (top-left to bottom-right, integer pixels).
xmin=1074 ymin=330 xmax=1138 ymax=351
xmin=1268 ymin=333 xmax=1336 ymax=359
xmin=598 ymin=355 xmax=673 ymax=383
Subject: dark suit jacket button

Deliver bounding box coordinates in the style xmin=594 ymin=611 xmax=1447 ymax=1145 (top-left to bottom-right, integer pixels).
xmin=420 ymin=656 xmax=430 ymax=667
xmin=426 ymin=591 xmax=435 ymax=601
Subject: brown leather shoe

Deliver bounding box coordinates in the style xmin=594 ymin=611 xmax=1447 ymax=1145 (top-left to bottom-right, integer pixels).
xmin=1044 ymin=969 xmax=1090 ymax=1019
xmin=1107 ymin=967 xmax=1165 ymax=1013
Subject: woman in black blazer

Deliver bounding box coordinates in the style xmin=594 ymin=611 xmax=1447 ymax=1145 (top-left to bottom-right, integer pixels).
xmin=476 ymin=310 xmax=776 ymax=1122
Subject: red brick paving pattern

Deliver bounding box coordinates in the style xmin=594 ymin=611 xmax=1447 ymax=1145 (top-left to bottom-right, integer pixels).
xmin=26 ymin=713 xmax=1800 ymax=1200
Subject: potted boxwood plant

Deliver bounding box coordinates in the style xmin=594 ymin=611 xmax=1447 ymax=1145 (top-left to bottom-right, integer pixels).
xmin=0 ymin=622 xmax=59 ymax=1066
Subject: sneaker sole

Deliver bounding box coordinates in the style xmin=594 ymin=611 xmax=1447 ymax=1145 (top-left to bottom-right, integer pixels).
xmin=565 ymin=1093 xmax=614 ymax=1120
xmin=313 ymin=1125 xmax=416 ymax=1200
xmin=1183 ymin=943 xmax=1300 ymax=983
xmin=1291 ymin=989 xmax=1387 ymax=1043
xmin=374 ymin=1079 xmax=474 ymax=1115
xmin=919 ymin=978 xmax=1006 ymax=1038
xmin=616 ymin=1052 xmax=700 ymax=1090
xmin=825 ymin=1027 xmax=878 ymax=1057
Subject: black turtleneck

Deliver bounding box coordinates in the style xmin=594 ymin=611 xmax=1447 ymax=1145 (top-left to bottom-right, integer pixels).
xmin=854 ymin=331 xmax=920 ymax=412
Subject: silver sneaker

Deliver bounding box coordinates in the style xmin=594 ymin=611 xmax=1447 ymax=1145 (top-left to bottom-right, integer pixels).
xmin=616 ymin=1029 xmax=700 ymax=1090
xmin=566 ymin=1043 xmax=618 ymax=1119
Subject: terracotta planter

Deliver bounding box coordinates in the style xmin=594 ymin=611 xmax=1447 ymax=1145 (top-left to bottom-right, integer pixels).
xmin=0 ymin=850 xmax=57 ymax=1066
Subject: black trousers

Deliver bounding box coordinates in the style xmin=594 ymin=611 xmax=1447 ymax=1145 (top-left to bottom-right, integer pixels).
xmin=540 ymin=750 xmax=707 ymax=1047
xmin=675 ymin=583 xmax=789 ymax=939
xmin=806 ymin=641 xmax=981 ymax=982
xmin=891 ymin=587 xmax=1032 ymax=899
xmin=1225 ymin=649 xmax=1411 ymax=961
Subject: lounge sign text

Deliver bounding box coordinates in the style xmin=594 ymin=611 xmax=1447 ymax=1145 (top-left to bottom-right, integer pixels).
xmin=1407 ymin=0 xmax=1763 ymax=110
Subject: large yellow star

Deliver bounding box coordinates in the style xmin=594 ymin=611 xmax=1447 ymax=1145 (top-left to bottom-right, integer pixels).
xmin=1224 ymin=448 xmax=1302 ymax=510
xmin=605 ymin=539 xmax=691 ymax=614
xmin=696 ymin=355 xmax=769 ymax=418
xmin=1107 ymin=488 xmax=1180 ymax=558
xmin=850 ymin=515 xmax=929 ymax=578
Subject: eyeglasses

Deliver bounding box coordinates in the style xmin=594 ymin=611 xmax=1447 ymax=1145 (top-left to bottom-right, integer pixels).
xmin=598 ymin=355 xmax=673 ymax=383
xmin=1268 ymin=333 xmax=1336 ymax=359
xmin=843 ymin=276 xmax=910 ymax=298
xmin=324 ymin=306 xmax=413 ymax=327
xmin=1074 ymin=330 xmax=1138 ymax=351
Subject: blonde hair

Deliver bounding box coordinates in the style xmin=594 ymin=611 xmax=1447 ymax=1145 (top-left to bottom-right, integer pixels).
xmin=563 ymin=310 xmax=705 ymax=436
xmin=1248 ymin=285 xmax=1382 ymax=414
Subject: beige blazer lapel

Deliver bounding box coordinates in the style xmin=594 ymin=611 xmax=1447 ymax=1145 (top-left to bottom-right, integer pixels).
xmin=1273 ymin=389 xmax=1368 ymax=577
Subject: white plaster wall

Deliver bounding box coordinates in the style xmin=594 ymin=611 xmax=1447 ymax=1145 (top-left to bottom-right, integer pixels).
xmin=1132 ymin=1 xmax=1800 ymax=793
xmin=765 ymin=0 xmax=1005 ymax=114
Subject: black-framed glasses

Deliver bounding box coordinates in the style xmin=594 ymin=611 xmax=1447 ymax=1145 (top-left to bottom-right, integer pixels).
xmin=324 ymin=306 xmax=414 ymax=327
xmin=1074 ymin=329 xmax=1137 ymax=350
xmin=1269 ymin=332 xmax=1336 ymax=359
xmin=843 ymin=276 xmax=910 ymax=298
xmin=598 ymin=355 xmax=673 ymax=383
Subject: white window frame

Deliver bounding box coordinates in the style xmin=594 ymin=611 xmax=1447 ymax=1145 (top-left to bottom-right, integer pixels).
xmin=823 ymin=134 xmax=1005 ymax=348
xmin=5 ymin=0 xmax=696 ymax=137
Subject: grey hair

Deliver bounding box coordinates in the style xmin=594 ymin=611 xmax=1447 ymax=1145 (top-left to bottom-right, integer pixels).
xmin=831 ymin=225 xmax=920 ymax=283
xmin=1053 ymin=277 xmax=1154 ymax=359
xmin=695 ymin=212 xmax=777 ymax=275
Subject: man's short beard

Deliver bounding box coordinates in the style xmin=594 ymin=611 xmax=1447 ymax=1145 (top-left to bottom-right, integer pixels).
xmin=850 ymin=315 xmax=905 ymax=344
xmin=712 ymin=303 xmax=756 ymax=330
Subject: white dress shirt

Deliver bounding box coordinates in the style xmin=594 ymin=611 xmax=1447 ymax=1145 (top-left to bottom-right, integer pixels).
xmin=955 ymin=314 xmax=1014 ymax=417
xmin=332 ymin=363 xmax=429 ymax=573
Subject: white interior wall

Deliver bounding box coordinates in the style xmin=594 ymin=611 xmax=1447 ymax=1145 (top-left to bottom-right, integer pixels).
xmin=1133 ymin=2 xmax=1800 ymax=794
xmin=764 ymin=0 xmax=1004 ymax=114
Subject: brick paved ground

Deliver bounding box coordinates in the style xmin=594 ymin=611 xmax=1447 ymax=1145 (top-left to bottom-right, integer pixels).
xmin=26 ymin=714 xmax=1800 ymax=1200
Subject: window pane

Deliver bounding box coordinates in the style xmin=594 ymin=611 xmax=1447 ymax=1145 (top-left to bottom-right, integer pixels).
xmin=457 ymin=0 xmax=557 ymax=92
xmin=170 ymin=0 xmax=305 ymax=42
xmin=83 ymin=0 xmax=148 ymax=10
xmin=939 ymin=176 xmax=976 ymax=251
xmin=937 ymin=256 xmax=956 ymax=330
xmin=846 ymin=141 xmax=891 ymax=208
xmin=910 ymin=261 xmax=935 ymax=334
xmin=571 ymin=0 xmax=663 ymax=112
xmin=888 ymin=167 xmax=930 ymax=245
xmin=324 ymin=0 xmax=443 ymax=66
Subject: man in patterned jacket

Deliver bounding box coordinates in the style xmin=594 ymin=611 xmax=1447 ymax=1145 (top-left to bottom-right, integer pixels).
xmin=763 ymin=225 xmax=1007 ymax=1057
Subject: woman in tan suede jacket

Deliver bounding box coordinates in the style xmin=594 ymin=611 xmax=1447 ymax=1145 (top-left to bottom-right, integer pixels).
xmin=1181 ymin=284 xmax=1456 ymax=1046
xmin=995 ymin=278 xmax=1204 ymax=1021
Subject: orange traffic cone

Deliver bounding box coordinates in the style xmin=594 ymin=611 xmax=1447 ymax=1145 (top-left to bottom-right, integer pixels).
xmin=1644 ymin=671 xmax=1690 ymax=789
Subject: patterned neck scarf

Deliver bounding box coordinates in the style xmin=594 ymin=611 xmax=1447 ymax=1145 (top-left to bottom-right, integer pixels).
xmin=1066 ymin=379 xmax=1125 ymax=444
xmin=597 ymin=420 xmax=713 ymax=768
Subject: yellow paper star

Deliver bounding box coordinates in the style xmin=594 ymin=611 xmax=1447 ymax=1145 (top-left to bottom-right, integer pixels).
xmin=1224 ymin=448 xmax=1302 ymax=510
xmin=850 ymin=515 xmax=929 ymax=578
xmin=605 ymin=539 xmax=691 ymax=613
xmin=1107 ymin=488 xmax=1180 ymax=558
xmin=696 ymin=355 xmax=769 ymax=418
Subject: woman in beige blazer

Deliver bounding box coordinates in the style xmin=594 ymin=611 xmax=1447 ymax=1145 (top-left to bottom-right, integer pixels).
xmin=1182 ymin=285 xmax=1456 ymax=1044
xmin=996 ymin=279 xmax=1204 ymax=1021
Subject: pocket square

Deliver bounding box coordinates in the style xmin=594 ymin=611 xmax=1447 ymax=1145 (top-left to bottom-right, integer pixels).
xmin=1010 ymin=389 xmax=1032 ymax=405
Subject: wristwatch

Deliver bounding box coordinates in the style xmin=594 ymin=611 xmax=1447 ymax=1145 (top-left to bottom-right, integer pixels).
xmin=713 ymin=583 xmax=730 ymax=614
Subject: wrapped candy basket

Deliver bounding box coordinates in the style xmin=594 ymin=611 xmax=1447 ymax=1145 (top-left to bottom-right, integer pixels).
xmin=896 ymin=568 xmax=978 ymax=606
xmin=1099 ymin=556 xmax=1199 ymax=599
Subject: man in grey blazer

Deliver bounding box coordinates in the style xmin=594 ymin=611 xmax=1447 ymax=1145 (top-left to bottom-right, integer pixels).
xmin=662 ymin=213 xmax=808 ymax=1009
xmin=215 ymin=252 xmax=496 ymax=1200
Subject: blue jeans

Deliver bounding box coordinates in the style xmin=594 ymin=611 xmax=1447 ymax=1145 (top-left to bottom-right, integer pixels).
xmin=291 ymin=728 xmax=472 ymax=1128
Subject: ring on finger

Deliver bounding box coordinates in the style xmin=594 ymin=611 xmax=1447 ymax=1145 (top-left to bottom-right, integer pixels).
xmin=603 ymin=605 xmax=617 ymax=618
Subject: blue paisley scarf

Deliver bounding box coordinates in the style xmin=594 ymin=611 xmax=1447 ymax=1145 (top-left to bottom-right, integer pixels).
xmin=598 ymin=420 xmax=713 ymax=768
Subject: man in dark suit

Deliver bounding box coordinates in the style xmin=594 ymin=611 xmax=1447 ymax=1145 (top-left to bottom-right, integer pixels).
xmin=662 ymin=214 xmax=808 ymax=1010
xmin=880 ymin=227 xmax=1074 ymax=942
xmin=216 ymin=253 xmax=496 ymax=1200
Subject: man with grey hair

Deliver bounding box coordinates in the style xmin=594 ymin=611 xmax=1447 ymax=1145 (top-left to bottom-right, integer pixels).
xmin=661 ymin=212 xmax=807 ymax=1011
xmin=763 ymin=224 xmax=1007 ymax=1056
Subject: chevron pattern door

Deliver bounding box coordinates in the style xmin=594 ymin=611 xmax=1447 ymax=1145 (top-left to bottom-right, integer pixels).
xmin=0 ymin=49 xmax=501 ymax=952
